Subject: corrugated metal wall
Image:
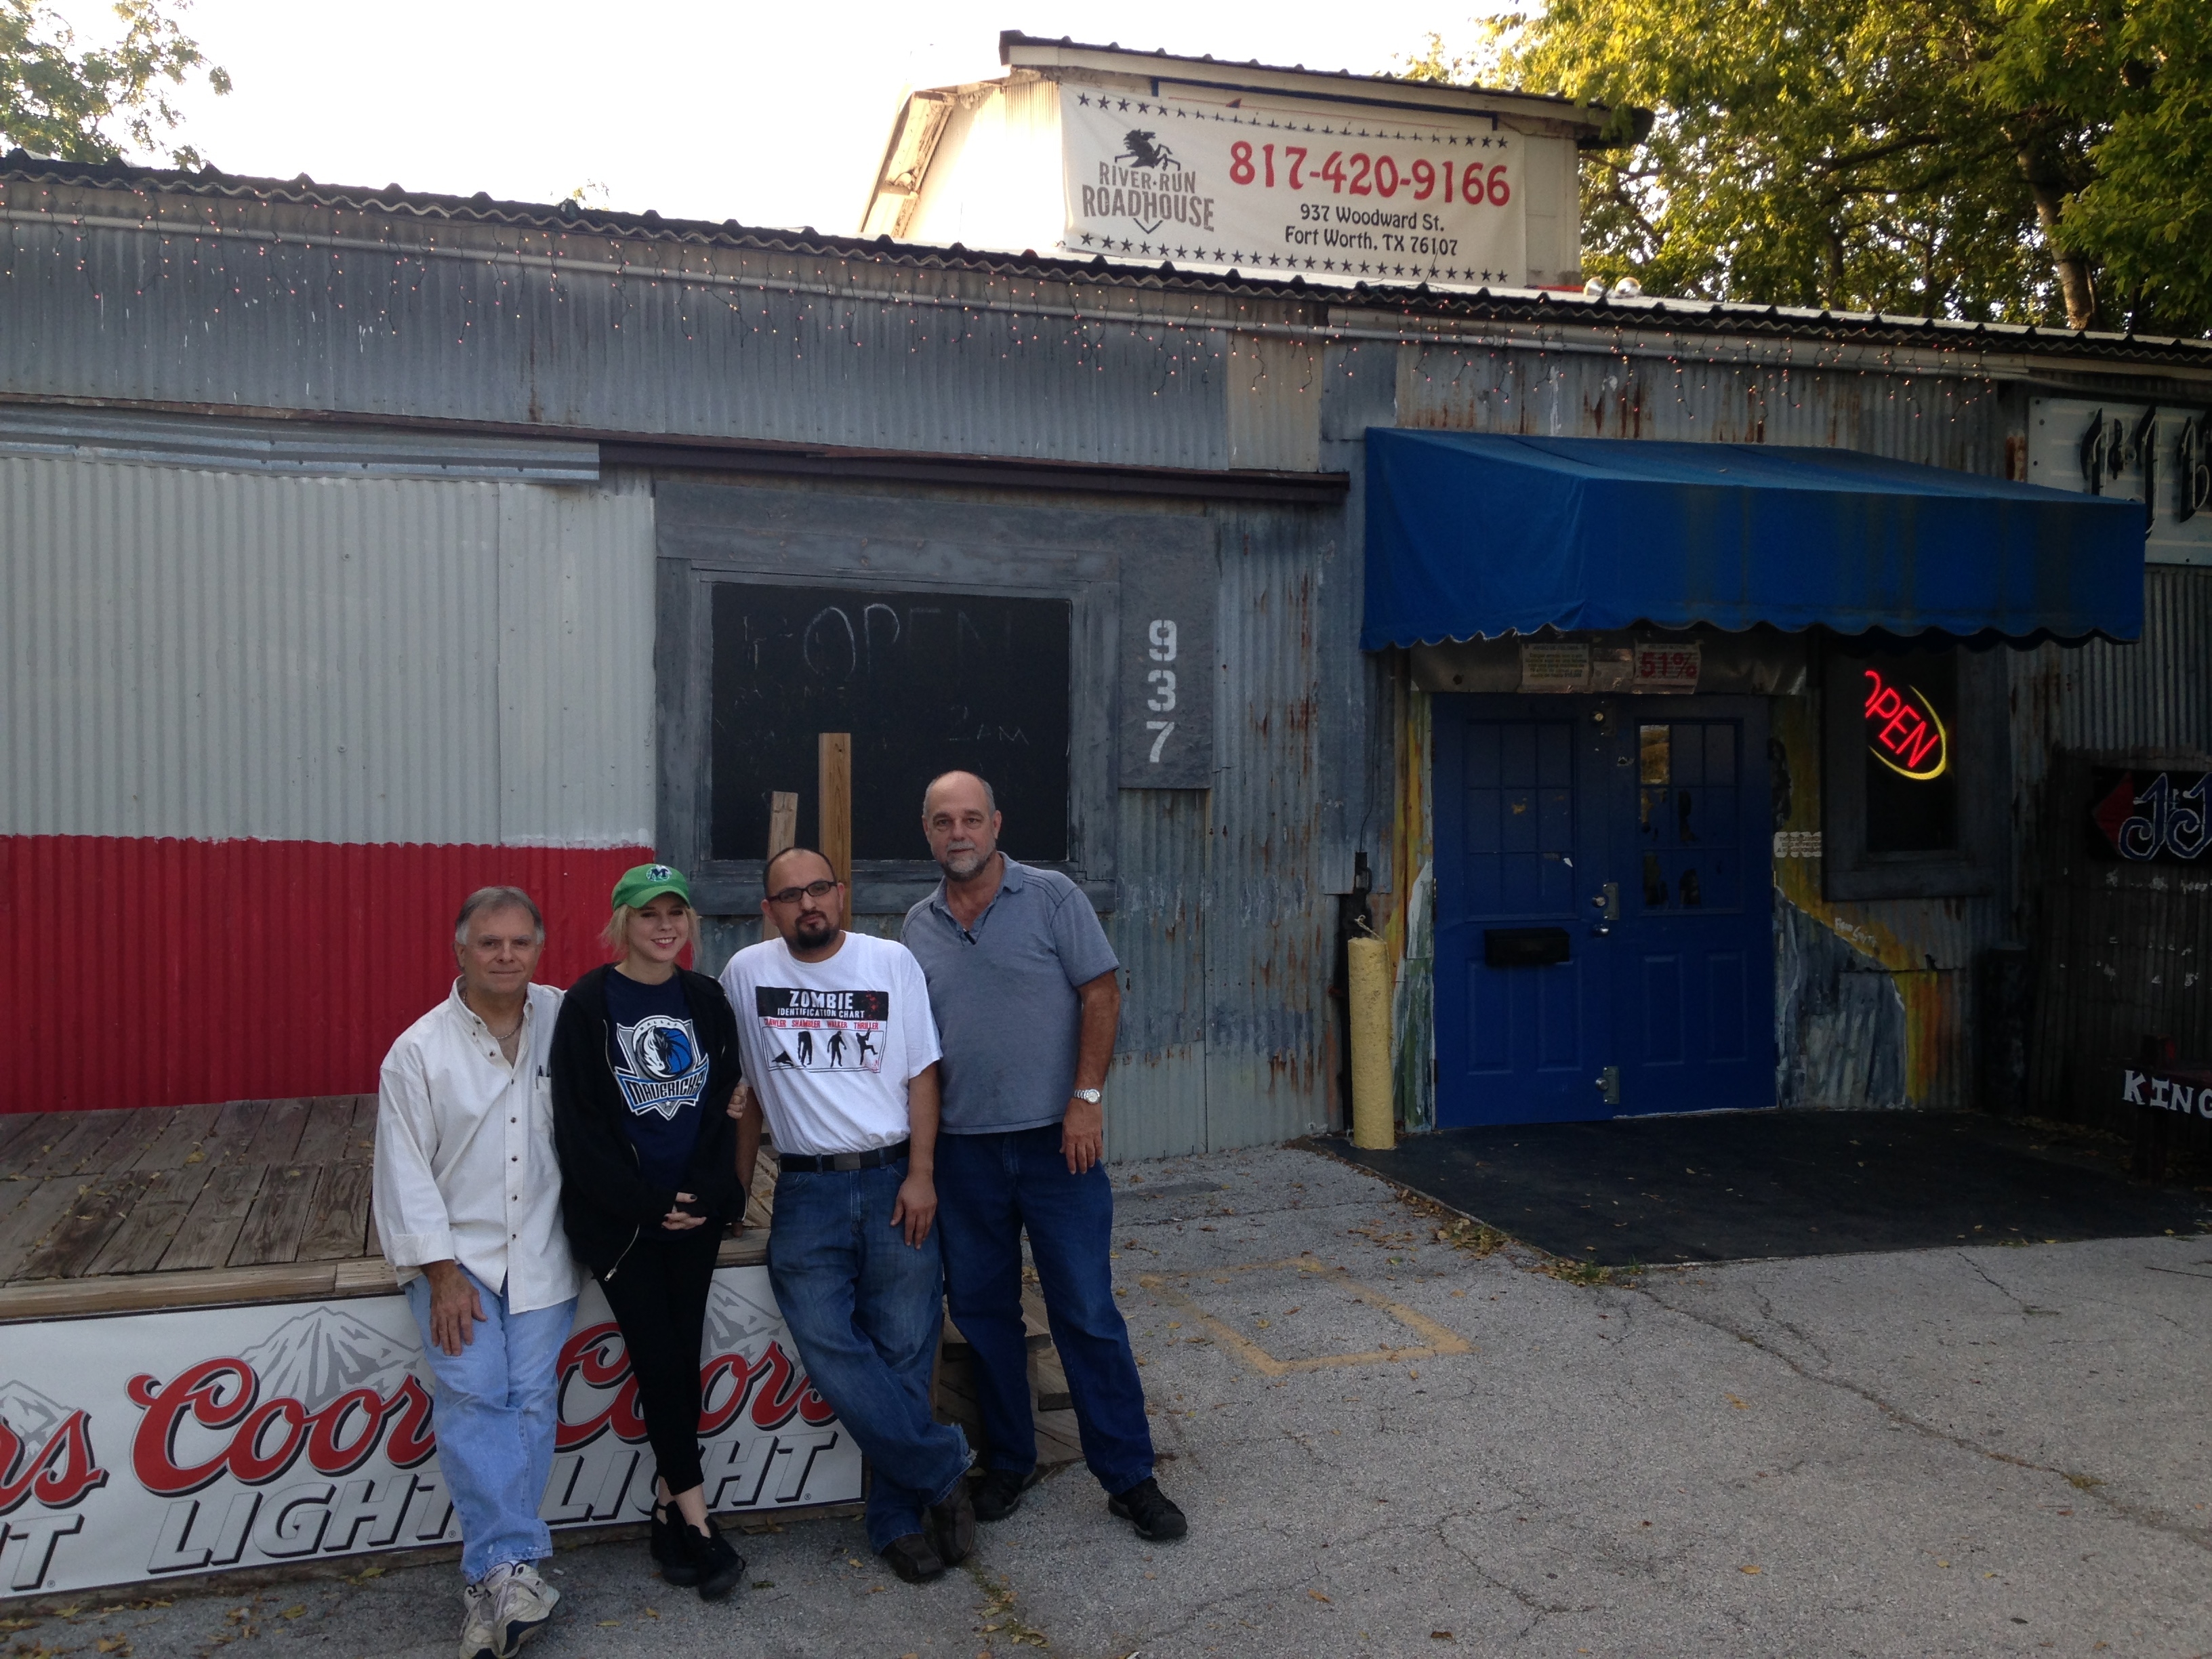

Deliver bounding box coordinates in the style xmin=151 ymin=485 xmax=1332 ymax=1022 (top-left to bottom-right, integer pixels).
xmin=2013 ymin=565 xmax=2212 ymax=1126
xmin=0 ymin=455 xmax=654 ymax=846
xmin=1200 ymin=505 xmax=1334 ymax=1145
xmin=1393 ymin=340 xmax=2010 ymax=468
xmin=0 ymin=452 xmax=657 ymax=1111
xmin=0 ymin=180 xmax=1324 ymax=474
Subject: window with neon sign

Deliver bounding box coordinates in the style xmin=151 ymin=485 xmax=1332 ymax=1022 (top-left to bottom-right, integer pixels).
xmin=1860 ymin=652 xmax=1959 ymax=853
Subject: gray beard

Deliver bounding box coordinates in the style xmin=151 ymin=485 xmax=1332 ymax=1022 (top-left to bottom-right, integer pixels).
xmin=942 ymin=849 xmax=990 ymax=880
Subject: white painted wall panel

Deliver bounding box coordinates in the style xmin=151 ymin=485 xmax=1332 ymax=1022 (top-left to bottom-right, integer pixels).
xmin=1 ymin=453 xmax=655 ymax=846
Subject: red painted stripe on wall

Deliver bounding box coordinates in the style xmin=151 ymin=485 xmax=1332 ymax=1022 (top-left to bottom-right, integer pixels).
xmin=0 ymin=836 xmax=657 ymax=1114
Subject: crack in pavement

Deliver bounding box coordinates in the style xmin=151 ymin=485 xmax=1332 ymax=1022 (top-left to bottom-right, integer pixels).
xmin=1632 ymin=1276 xmax=2212 ymax=1557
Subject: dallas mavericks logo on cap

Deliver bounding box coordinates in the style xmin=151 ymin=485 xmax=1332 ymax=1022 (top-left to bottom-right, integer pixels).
xmin=648 ymin=864 xmax=673 ymax=881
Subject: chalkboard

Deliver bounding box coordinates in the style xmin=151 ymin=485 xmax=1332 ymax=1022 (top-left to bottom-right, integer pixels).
xmin=710 ymin=583 xmax=1071 ymax=864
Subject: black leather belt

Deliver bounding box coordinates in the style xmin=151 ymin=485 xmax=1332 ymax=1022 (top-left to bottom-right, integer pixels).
xmin=777 ymin=1140 xmax=911 ymax=1173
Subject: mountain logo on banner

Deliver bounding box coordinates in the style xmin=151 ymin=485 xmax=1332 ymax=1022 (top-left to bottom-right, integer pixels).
xmin=241 ymin=1308 xmax=426 ymax=1414
xmin=0 ymin=1378 xmax=108 ymax=1515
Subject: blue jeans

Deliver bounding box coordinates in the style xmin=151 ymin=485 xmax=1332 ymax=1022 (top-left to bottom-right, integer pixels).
xmin=767 ymin=1161 xmax=972 ymax=1552
xmin=404 ymin=1270 xmax=575 ymax=1584
xmin=935 ymin=1125 xmax=1154 ymax=1496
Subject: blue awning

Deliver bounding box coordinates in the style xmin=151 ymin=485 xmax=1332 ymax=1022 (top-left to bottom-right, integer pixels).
xmin=1363 ymin=430 xmax=2146 ymax=648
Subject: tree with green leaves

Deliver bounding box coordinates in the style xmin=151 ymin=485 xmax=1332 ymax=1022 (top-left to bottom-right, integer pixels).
xmin=3 ymin=0 xmax=228 ymax=169
xmin=1406 ymin=0 xmax=2210 ymax=337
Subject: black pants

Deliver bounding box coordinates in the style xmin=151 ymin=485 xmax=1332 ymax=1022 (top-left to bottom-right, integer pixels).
xmin=598 ymin=1225 xmax=720 ymax=1494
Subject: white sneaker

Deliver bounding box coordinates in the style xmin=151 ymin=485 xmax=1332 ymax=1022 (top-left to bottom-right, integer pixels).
xmin=489 ymin=1561 xmax=561 ymax=1653
xmin=458 ymin=1580 xmax=503 ymax=1659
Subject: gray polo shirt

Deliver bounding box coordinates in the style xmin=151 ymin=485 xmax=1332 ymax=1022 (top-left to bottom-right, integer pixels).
xmin=901 ymin=857 xmax=1120 ymax=1134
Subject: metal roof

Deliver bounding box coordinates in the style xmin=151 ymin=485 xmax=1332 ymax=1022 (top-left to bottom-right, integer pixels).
xmin=3 ymin=152 xmax=2208 ymax=370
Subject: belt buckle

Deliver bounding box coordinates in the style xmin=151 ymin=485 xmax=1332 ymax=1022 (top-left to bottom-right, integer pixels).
xmin=831 ymin=1151 xmax=863 ymax=1172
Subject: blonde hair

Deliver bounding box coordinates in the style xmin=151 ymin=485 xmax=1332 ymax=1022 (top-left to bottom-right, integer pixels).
xmin=602 ymin=897 xmax=695 ymax=958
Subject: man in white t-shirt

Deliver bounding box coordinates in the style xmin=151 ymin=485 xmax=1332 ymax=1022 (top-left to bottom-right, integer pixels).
xmin=719 ymin=846 xmax=975 ymax=1586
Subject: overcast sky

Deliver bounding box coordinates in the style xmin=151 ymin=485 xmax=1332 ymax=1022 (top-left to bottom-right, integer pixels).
xmin=50 ymin=0 xmax=1502 ymax=233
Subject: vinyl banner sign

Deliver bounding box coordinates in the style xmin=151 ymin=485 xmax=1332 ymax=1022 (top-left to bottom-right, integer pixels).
xmin=1058 ymin=87 xmax=1528 ymax=287
xmin=0 ymin=1267 xmax=859 ymax=1598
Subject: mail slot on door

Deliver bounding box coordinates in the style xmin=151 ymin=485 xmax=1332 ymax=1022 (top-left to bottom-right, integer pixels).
xmin=1485 ymin=927 xmax=1572 ymax=967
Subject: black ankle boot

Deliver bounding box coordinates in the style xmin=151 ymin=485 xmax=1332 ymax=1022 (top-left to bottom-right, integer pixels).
xmin=651 ymin=1502 xmax=702 ymax=1586
xmin=681 ymin=1517 xmax=746 ymax=1601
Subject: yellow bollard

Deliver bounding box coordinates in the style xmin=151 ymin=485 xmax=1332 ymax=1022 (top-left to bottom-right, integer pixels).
xmin=1347 ymin=935 xmax=1395 ymax=1149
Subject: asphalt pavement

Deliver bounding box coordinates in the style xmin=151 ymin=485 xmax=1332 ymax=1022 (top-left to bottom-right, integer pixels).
xmin=14 ymin=1141 xmax=2211 ymax=1658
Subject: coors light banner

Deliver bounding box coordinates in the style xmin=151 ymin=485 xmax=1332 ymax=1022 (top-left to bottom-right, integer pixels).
xmin=0 ymin=1269 xmax=859 ymax=1597
xmin=1057 ymin=86 xmax=1528 ymax=287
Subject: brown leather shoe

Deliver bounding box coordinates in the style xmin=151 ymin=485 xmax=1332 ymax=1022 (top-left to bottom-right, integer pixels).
xmin=880 ymin=1534 xmax=946 ymax=1584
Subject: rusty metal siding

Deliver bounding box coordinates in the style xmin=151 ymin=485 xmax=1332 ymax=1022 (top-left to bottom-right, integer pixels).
xmin=1392 ymin=342 xmax=2013 ymax=470
xmin=1106 ymin=790 xmax=1211 ymax=1159
xmin=0 ymin=183 xmax=1313 ymax=472
xmin=1202 ymin=504 xmax=1334 ymax=1145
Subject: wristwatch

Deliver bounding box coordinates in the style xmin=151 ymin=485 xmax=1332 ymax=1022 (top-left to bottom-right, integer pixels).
xmin=1072 ymin=1088 xmax=1103 ymax=1105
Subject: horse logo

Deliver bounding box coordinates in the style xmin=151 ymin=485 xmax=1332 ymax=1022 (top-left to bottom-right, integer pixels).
xmin=1117 ymin=129 xmax=1176 ymax=169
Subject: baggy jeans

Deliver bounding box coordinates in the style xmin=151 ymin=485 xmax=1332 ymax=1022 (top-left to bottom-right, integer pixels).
xmin=404 ymin=1269 xmax=576 ymax=1583
xmin=935 ymin=1124 xmax=1155 ymax=1496
xmin=766 ymin=1160 xmax=972 ymax=1552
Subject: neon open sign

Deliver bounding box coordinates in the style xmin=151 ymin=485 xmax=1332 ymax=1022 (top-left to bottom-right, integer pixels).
xmin=1862 ymin=668 xmax=1948 ymax=781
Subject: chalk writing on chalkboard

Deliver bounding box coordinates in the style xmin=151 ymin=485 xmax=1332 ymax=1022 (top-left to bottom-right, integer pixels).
xmin=710 ymin=583 xmax=1071 ymax=863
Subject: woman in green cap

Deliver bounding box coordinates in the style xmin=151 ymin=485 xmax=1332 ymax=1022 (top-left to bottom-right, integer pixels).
xmin=550 ymin=861 xmax=752 ymax=1599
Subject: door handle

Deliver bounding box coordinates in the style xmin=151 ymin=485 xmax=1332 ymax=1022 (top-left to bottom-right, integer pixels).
xmin=1593 ymin=1066 xmax=1621 ymax=1105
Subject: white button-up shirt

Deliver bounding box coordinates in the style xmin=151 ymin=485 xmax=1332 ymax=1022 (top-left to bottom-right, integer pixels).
xmin=373 ymin=979 xmax=581 ymax=1313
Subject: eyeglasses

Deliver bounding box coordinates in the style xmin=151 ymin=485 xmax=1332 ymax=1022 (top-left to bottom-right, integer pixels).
xmin=766 ymin=878 xmax=839 ymax=906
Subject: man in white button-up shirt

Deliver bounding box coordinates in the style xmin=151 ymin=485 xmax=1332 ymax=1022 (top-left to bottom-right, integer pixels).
xmin=375 ymin=886 xmax=580 ymax=1659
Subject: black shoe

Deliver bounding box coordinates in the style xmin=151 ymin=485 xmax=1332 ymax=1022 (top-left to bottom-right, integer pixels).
xmin=924 ymin=1480 xmax=977 ymax=1566
xmin=1108 ymin=1476 xmax=1188 ymax=1541
xmin=880 ymin=1533 xmax=946 ymax=1584
xmin=679 ymin=1517 xmax=746 ymax=1601
xmin=970 ymin=1465 xmax=1042 ymax=1523
xmin=651 ymin=1502 xmax=701 ymax=1586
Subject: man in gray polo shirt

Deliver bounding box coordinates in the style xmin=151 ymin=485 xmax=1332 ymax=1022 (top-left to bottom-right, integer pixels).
xmin=903 ymin=770 xmax=1187 ymax=1542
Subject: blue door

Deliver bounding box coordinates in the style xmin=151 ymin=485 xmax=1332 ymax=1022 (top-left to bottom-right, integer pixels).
xmin=1433 ymin=695 xmax=1776 ymax=1126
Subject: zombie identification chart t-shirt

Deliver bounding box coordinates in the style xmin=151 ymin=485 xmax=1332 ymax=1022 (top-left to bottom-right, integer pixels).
xmin=717 ymin=933 xmax=941 ymax=1156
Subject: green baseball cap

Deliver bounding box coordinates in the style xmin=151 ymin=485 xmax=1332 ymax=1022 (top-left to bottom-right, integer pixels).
xmin=610 ymin=861 xmax=692 ymax=912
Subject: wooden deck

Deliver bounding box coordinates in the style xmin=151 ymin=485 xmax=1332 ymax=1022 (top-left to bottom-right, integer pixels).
xmin=0 ymin=1097 xmax=775 ymax=1324
xmin=0 ymin=1097 xmax=1082 ymax=1468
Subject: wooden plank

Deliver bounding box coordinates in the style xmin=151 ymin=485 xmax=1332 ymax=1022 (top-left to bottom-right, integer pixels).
xmin=160 ymin=1163 xmax=268 ymax=1271
xmin=0 ymin=1261 xmax=357 ymax=1324
xmin=241 ymin=1097 xmax=312 ymax=1166
xmin=291 ymin=1096 xmax=361 ymax=1166
xmin=17 ymin=1171 xmax=162 ymax=1281
xmin=767 ymin=791 xmax=799 ymax=859
xmin=0 ymin=1111 xmax=57 ymax=1170
xmin=228 ymin=1163 xmax=319 ymax=1267
xmin=0 ymin=1179 xmax=85 ymax=1284
xmin=716 ymin=1233 xmax=771 ymax=1270
xmin=296 ymin=1163 xmax=377 ymax=1263
xmin=14 ymin=1110 xmax=136 ymax=1179
xmin=339 ymin=1095 xmax=382 ymax=1162
xmin=85 ymin=1161 xmax=216 ymax=1277
xmin=73 ymin=1107 xmax=179 ymax=1177
xmin=128 ymin=1102 xmax=222 ymax=1172
xmin=203 ymin=1099 xmax=271 ymax=1167
xmin=819 ymin=731 xmax=852 ymax=890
